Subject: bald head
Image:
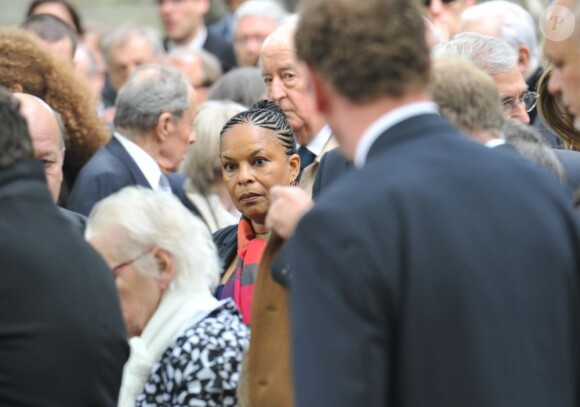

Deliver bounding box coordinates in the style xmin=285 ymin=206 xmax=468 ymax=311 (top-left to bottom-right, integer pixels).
xmin=14 ymin=93 xmax=64 ymax=202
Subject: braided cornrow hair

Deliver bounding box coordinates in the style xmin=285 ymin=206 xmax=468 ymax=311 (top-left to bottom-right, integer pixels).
xmin=220 ymin=99 xmax=296 ymax=156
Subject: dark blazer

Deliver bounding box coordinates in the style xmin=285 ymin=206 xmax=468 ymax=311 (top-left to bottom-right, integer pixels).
xmin=286 ymin=113 xmax=580 ymax=407
xmin=0 ymin=159 xmax=128 ymax=406
xmin=311 ymin=147 xmax=350 ymax=200
xmin=68 ymin=137 xmax=203 ymax=220
xmin=58 ymin=207 xmax=87 ymax=235
xmin=213 ymin=224 xmax=238 ymax=277
xmin=554 ymin=149 xmax=580 ymax=192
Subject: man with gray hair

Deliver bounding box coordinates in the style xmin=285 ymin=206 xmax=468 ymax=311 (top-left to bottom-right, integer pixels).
xmin=233 ymin=0 xmax=288 ymax=67
xmin=68 ymin=64 xmax=197 ymax=216
xmin=100 ymin=25 xmax=163 ymax=109
xmin=434 ymin=32 xmax=535 ymax=124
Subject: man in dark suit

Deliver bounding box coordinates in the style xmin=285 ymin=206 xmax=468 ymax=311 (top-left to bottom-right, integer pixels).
xmin=158 ymin=0 xmax=236 ymax=72
xmin=0 ymin=87 xmax=128 ymax=405
xmin=284 ymin=1 xmax=580 ymax=406
xmin=69 ymin=65 xmax=198 ymax=216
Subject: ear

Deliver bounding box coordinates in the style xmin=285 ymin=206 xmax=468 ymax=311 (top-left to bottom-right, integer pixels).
xmin=306 ymin=66 xmax=329 ymax=116
xmin=288 ymin=153 xmax=301 ymax=183
xmin=155 ymin=112 xmax=174 ymax=142
xmin=153 ymin=247 xmax=175 ymax=292
xmin=517 ymin=45 xmax=531 ymax=77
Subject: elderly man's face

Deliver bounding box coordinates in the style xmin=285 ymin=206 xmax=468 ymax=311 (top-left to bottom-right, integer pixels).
xmin=158 ymin=0 xmax=209 ymax=45
xmin=108 ymin=35 xmax=158 ymax=92
xmin=158 ymin=86 xmax=198 ymax=173
xmin=544 ymin=0 xmax=580 ymax=129
xmin=492 ymin=66 xmax=530 ymax=124
xmin=423 ymin=0 xmax=475 ymax=40
xmin=261 ymin=39 xmax=318 ymax=145
xmin=234 ymin=16 xmax=279 ymax=67
xmin=88 ymin=236 xmax=163 ymax=338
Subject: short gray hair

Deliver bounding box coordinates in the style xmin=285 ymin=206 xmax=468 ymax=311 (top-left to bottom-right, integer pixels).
xmin=207 ymin=67 xmax=266 ymax=107
xmin=102 ymin=24 xmax=163 ymax=66
xmin=114 ymin=64 xmax=191 ymax=134
xmin=181 ymin=100 xmax=246 ymax=194
xmin=165 ymin=48 xmax=223 ymax=87
xmin=85 ymin=186 xmax=220 ymax=293
xmin=433 ymin=32 xmax=518 ymax=75
xmin=460 ymin=1 xmax=538 ymax=77
xmin=233 ymin=0 xmax=289 ymax=33
xmin=503 ymin=119 xmax=565 ymax=182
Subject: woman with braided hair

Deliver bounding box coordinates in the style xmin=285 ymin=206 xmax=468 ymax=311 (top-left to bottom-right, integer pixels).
xmin=212 ymin=99 xmax=300 ymax=325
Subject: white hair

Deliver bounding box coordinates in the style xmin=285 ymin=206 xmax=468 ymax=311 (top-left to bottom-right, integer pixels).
xmin=460 ymin=0 xmax=538 ymax=78
xmin=85 ymin=187 xmax=220 ymax=294
xmin=433 ymin=32 xmax=518 ymax=76
xmin=233 ymin=0 xmax=289 ymax=33
xmin=102 ymin=24 xmax=163 ymax=66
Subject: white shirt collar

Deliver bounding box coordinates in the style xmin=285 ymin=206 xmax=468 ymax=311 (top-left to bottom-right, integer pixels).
xmin=114 ymin=132 xmax=165 ymax=191
xmin=166 ymin=26 xmax=208 ymax=52
xmin=299 ymin=125 xmax=332 ymax=157
xmin=485 ymin=138 xmax=506 ymax=148
xmin=353 ymin=102 xmax=439 ymax=168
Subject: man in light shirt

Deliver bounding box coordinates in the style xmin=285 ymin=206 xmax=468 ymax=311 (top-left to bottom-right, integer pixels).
xmin=68 ymin=64 xmax=197 ymax=216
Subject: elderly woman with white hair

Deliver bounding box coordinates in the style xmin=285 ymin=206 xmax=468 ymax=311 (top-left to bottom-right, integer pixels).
xmin=85 ymin=187 xmax=249 ymax=407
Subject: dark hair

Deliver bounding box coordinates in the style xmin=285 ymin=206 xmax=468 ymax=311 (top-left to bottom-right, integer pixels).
xmin=0 ymin=88 xmax=34 ymax=168
xmin=26 ymin=0 xmax=84 ymax=36
xmin=295 ymin=0 xmax=429 ymax=102
xmin=220 ymin=99 xmax=296 ymax=155
xmin=21 ymin=14 xmax=78 ymax=56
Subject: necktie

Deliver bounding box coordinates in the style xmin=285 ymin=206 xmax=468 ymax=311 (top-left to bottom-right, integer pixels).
xmin=298 ymin=146 xmax=316 ymax=171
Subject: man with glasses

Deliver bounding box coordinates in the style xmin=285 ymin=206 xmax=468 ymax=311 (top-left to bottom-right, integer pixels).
xmin=421 ymin=0 xmax=475 ymax=40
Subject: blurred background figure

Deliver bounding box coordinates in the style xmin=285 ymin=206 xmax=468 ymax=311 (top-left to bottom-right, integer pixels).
xmin=420 ymin=0 xmax=475 ymax=41
xmin=207 ymin=66 xmax=266 ymax=107
xmin=164 ymin=48 xmax=223 ymax=103
xmin=26 ymin=0 xmax=84 ymax=37
xmin=232 ymin=0 xmax=288 ymax=67
xmin=21 ymin=13 xmax=77 ymax=63
xmin=86 ymin=187 xmax=249 ymax=407
xmin=100 ymin=25 xmax=164 ymax=118
xmin=181 ymin=100 xmax=245 ymax=232
xmin=209 ymin=0 xmax=248 ymax=44
xmin=157 ymin=0 xmax=236 ymax=72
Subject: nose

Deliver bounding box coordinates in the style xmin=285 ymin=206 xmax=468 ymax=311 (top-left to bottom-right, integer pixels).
xmin=509 ymin=103 xmax=531 ymax=124
xmin=268 ymin=77 xmax=287 ymax=102
xmin=237 ymin=163 xmax=254 ymax=184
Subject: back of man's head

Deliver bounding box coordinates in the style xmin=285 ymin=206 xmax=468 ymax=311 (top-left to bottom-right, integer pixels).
xmin=432 ymin=57 xmax=505 ymax=140
xmin=295 ymin=0 xmax=429 ymax=102
xmin=433 ymin=32 xmax=518 ymax=76
xmin=114 ymin=64 xmax=190 ymax=136
xmin=0 ymin=88 xmax=34 ymax=169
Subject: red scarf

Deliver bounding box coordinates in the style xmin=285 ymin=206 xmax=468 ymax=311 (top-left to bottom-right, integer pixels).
xmin=232 ymin=218 xmax=267 ymax=324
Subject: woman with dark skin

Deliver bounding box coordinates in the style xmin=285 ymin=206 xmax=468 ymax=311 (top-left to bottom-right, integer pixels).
xmin=212 ymin=100 xmax=300 ymax=324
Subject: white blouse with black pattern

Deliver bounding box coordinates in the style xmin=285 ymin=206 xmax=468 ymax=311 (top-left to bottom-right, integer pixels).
xmin=135 ymin=299 xmax=250 ymax=407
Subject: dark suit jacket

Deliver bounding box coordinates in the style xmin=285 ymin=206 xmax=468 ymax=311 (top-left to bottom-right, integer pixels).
xmin=0 ymin=159 xmax=128 ymax=406
xmin=286 ymin=113 xmax=580 ymax=407
xmin=311 ymin=147 xmax=350 ymax=200
xmin=554 ymin=149 xmax=580 ymax=192
xmin=59 ymin=207 xmax=87 ymax=235
xmin=68 ymin=137 xmax=203 ymax=221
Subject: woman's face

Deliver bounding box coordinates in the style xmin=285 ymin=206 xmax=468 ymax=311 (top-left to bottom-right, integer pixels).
xmin=220 ymin=123 xmax=299 ymax=225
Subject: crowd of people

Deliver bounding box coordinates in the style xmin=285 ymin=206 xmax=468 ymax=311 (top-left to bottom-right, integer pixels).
xmin=1 ymin=0 xmax=580 ymax=406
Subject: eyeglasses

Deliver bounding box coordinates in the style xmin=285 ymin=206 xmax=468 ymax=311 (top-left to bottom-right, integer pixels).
xmin=502 ymin=91 xmax=538 ymax=114
xmin=111 ymin=249 xmax=154 ymax=277
xmin=421 ymin=0 xmax=460 ymax=7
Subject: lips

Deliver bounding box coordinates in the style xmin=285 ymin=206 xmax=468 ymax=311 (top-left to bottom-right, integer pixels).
xmin=239 ymin=192 xmax=262 ymax=204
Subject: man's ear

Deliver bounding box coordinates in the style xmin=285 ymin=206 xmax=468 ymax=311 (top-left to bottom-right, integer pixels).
xmin=517 ymin=45 xmax=531 ymax=77
xmin=153 ymin=247 xmax=175 ymax=292
xmin=156 ymin=112 xmax=173 ymax=142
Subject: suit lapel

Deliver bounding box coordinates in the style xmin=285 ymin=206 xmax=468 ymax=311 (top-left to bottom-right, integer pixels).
xmin=106 ymin=137 xmax=152 ymax=188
